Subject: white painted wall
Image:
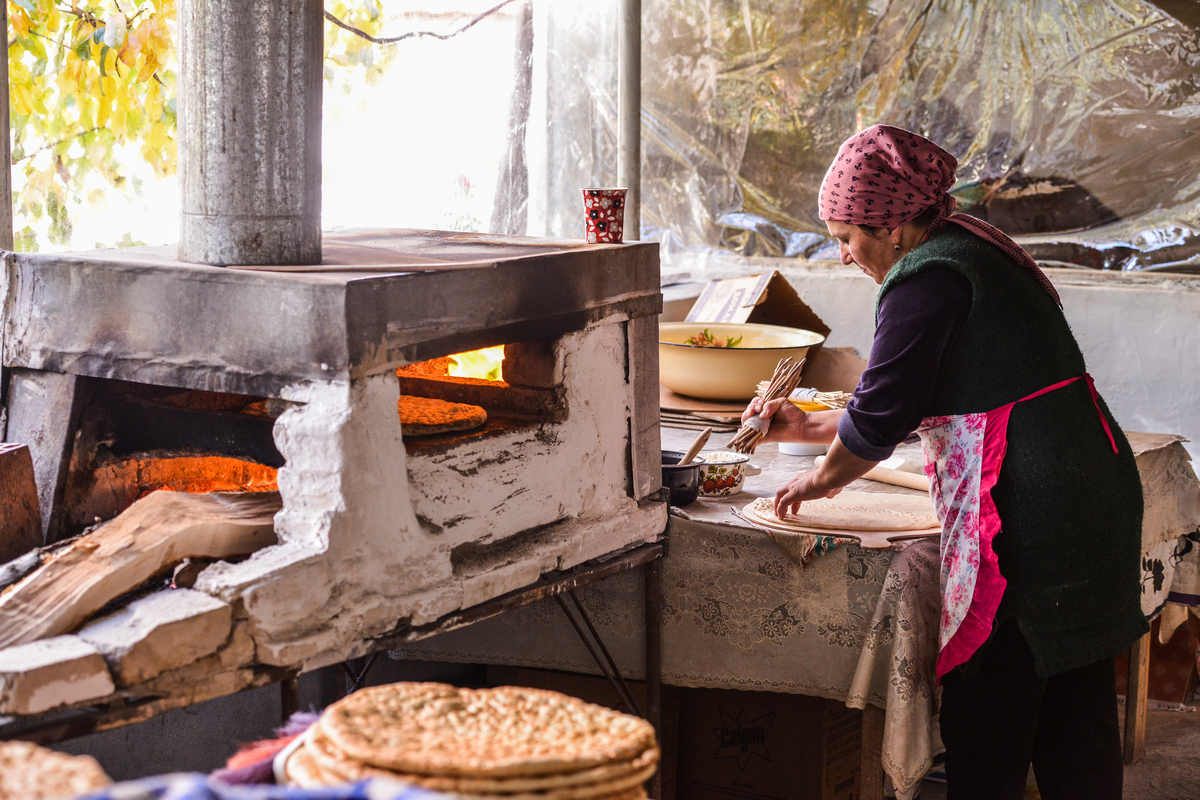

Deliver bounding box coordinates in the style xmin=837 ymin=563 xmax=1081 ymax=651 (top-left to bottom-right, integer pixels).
xmin=665 ymin=252 xmax=1200 ymax=461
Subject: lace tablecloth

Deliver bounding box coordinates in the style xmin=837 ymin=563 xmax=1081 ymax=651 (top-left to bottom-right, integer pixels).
xmin=393 ymin=430 xmax=1200 ymax=799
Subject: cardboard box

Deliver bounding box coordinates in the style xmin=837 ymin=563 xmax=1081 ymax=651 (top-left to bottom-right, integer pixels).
xmin=684 ymin=271 xmax=866 ymax=393
xmin=685 ymin=272 xmax=830 ymax=335
xmin=676 ymin=687 xmax=861 ymax=800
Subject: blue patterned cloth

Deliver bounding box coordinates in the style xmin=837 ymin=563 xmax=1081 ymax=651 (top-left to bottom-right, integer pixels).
xmin=80 ymin=774 xmax=446 ymax=800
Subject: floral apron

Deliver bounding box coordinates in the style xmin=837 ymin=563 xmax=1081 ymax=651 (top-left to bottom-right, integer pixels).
xmin=917 ymin=374 xmax=1117 ymax=679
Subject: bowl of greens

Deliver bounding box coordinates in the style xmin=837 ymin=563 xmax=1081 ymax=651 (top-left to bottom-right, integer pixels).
xmin=658 ymin=322 xmax=825 ymax=400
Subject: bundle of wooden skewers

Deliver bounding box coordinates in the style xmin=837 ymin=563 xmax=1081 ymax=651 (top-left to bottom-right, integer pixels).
xmin=729 ymin=357 xmax=807 ymax=454
xmin=754 ymin=381 xmax=853 ymax=409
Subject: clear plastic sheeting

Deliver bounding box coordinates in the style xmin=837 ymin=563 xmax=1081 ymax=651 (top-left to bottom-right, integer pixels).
xmin=543 ymin=0 xmax=1200 ymax=273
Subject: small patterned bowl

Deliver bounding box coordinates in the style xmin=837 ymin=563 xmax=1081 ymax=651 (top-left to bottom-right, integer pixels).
xmin=697 ymin=451 xmax=751 ymax=496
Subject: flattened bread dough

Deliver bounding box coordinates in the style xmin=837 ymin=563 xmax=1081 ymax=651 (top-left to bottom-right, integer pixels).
xmin=747 ymin=492 xmax=938 ymax=531
xmin=398 ymin=395 xmax=487 ymax=436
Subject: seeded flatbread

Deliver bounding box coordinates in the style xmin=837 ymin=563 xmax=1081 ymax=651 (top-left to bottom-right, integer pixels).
xmin=399 ymin=395 xmax=487 ymax=437
xmin=0 ymin=741 xmax=111 ymax=800
xmin=284 ymin=743 xmax=329 ymax=789
xmin=747 ymin=492 xmax=937 ymax=531
xmin=319 ymin=683 xmax=658 ymax=778
xmin=600 ymin=789 xmax=647 ymax=800
xmin=447 ymin=763 xmax=658 ymax=800
xmin=308 ymin=725 xmax=658 ymax=792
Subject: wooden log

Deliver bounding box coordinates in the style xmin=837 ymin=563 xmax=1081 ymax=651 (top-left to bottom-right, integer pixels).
xmin=0 ymin=491 xmax=280 ymax=649
xmin=5 ymin=369 xmax=89 ymax=544
xmin=0 ymin=444 xmax=40 ymax=564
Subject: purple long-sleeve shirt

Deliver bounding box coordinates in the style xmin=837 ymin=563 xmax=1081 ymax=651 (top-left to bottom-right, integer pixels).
xmin=837 ymin=266 xmax=973 ymax=461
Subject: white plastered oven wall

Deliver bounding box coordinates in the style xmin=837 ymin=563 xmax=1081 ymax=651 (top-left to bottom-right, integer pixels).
xmin=195 ymin=320 xmax=665 ymax=668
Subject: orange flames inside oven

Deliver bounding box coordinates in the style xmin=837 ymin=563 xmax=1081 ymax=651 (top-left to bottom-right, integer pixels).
xmin=448 ymin=346 xmax=505 ymax=381
xmin=102 ymin=456 xmax=279 ymax=499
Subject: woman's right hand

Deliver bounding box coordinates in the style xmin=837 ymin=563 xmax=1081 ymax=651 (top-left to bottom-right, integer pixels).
xmin=741 ymin=396 xmax=808 ymax=443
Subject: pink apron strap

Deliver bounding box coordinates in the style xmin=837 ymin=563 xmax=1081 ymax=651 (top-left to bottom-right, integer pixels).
xmin=1017 ymin=373 xmax=1117 ymax=454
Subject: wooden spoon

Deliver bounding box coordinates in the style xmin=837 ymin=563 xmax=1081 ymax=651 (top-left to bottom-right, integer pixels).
xmin=680 ymin=426 xmax=712 ymax=465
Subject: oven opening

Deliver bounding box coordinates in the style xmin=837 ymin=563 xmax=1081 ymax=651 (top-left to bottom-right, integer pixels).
xmin=397 ymin=338 xmax=567 ymax=454
xmin=56 ymin=380 xmax=283 ymax=539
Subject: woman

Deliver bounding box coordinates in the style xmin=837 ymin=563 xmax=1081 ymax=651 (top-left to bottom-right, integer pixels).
xmin=745 ymin=125 xmax=1147 ymax=799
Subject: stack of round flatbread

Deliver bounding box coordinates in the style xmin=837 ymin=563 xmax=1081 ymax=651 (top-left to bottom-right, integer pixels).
xmin=284 ymin=682 xmax=659 ymax=800
xmin=0 ymin=741 xmax=111 ymax=800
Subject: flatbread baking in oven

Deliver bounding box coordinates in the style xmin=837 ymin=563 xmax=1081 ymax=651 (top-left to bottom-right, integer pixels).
xmin=398 ymin=395 xmax=487 ymax=436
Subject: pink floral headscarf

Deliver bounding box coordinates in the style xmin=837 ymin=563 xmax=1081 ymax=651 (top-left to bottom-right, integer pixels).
xmin=819 ymin=124 xmax=1061 ymax=307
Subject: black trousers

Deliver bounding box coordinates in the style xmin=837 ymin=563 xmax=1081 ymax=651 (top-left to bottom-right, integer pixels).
xmin=939 ymin=620 xmax=1123 ymax=800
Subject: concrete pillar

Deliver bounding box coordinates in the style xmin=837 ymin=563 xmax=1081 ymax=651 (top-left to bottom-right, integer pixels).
xmin=617 ymin=0 xmax=641 ymax=241
xmin=0 ymin=1 xmax=13 ymax=251
xmin=178 ymin=0 xmax=323 ymax=266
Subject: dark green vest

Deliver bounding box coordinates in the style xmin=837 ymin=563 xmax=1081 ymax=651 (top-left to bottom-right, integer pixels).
xmin=880 ymin=226 xmax=1148 ymax=677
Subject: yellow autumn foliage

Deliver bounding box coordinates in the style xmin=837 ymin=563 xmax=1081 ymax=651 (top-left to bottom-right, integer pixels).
xmin=9 ymin=0 xmax=391 ymax=250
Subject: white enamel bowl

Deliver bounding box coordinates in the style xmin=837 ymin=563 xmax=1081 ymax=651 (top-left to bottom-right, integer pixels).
xmin=659 ymin=322 xmax=825 ymax=401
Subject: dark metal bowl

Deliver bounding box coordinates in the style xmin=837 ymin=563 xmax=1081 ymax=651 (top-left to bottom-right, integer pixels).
xmin=662 ymin=450 xmax=700 ymax=507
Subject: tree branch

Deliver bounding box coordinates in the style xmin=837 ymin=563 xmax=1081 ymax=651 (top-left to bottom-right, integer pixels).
xmin=323 ymin=0 xmax=519 ymax=45
xmin=14 ymin=127 xmax=103 ymax=164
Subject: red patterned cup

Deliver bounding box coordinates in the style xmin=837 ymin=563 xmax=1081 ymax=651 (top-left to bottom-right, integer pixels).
xmin=582 ymin=188 xmax=627 ymax=243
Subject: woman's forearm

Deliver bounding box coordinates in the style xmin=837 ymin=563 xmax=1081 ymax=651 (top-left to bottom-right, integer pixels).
xmin=812 ymin=435 xmax=876 ymax=492
xmin=793 ymin=408 xmax=843 ymax=444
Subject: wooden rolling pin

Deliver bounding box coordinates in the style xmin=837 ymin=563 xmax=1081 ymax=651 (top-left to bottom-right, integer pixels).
xmin=815 ymin=455 xmax=930 ymax=492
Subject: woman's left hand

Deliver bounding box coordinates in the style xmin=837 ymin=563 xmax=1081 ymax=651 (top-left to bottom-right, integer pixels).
xmin=772 ymin=436 xmax=878 ymax=518
xmin=774 ymin=470 xmax=842 ymax=518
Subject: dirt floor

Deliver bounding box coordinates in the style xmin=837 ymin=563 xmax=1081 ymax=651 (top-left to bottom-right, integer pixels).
xmin=1119 ymin=706 xmax=1200 ymax=800
xmin=916 ymin=704 xmax=1200 ymax=799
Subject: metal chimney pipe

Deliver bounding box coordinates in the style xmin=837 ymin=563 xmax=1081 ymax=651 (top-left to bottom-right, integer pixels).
xmin=178 ymin=0 xmax=323 ymax=266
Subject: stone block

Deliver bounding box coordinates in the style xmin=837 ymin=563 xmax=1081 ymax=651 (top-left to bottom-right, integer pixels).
xmin=0 ymin=636 xmax=114 ymax=714
xmin=77 ymin=589 xmax=232 ymax=686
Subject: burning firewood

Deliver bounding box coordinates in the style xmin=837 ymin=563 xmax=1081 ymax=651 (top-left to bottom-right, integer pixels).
xmin=0 ymin=491 xmax=280 ymax=649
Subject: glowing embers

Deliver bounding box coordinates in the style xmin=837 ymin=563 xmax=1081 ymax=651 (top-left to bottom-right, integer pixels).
xmin=71 ymin=455 xmax=279 ymax=527
xmin=98 ymin=456 xmax=278 ymax=498
xmin=448 ymin=346 xmax=505 ymax=381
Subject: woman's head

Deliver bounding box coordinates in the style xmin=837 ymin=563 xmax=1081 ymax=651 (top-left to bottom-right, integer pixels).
xmin=818 ymin=125 xmax=958 ymax=282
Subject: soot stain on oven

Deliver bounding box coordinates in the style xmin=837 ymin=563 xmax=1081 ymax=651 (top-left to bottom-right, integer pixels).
xmin=449 ymin=517 xmax=570 ymax=577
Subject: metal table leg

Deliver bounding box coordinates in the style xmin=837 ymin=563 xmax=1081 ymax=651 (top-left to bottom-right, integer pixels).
xmin=280 ymin=676 xmax=300 ymax=724
xmin=646 ymin=558 xmax=663 ymax=799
